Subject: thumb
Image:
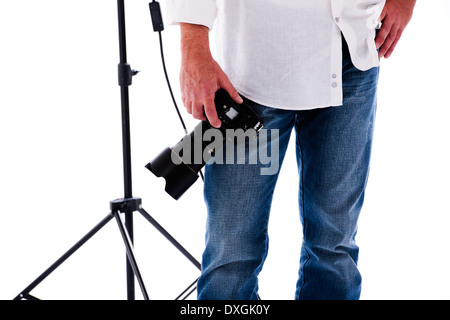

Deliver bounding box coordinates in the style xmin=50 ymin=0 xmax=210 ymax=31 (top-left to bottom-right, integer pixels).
xmin=219 ymin=74 xmax=243 ymax=104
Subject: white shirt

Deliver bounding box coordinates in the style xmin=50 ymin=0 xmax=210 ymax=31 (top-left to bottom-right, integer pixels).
xmin=166 ymin=0 xmax=386 ymax=110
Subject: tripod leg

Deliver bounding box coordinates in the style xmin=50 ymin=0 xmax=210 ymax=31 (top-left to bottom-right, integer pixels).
xmin=175 ymin=277 xmax=199 ymax=300
xmin=113 ymin=210 xmax=150 ymax=300
xmin=14 ymin=213 xmax=114 ymax=300
xmin=124 ymin=211 xmax=134 ymax=300
xmin=138 ymin=208 xmax=202 ymax=271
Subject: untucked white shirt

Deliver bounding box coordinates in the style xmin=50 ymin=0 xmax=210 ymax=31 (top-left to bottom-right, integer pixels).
xmin=166 ymin=0 xmax=386 ymax=110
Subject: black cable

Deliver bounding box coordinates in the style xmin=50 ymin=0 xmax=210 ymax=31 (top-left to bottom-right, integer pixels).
xmin=157 ymin=30 xmax=188 ymax=135
xmin=154 ymin=12 xmax=204 ymax=181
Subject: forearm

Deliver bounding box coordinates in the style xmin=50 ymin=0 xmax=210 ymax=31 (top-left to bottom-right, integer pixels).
xmin=180 ymin=23 xmax=212 ymax=63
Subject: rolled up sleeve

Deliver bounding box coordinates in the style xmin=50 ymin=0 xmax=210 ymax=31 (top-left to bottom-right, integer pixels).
xmin=165 ymin=0 xmax=217 ymax=30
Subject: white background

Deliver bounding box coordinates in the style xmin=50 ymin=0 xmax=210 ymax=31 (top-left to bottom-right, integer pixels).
xmin=1 ymin=0 xmax=449 ymax=300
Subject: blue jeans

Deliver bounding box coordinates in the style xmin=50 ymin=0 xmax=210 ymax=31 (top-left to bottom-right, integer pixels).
xmin=198 ymin=41 xmax=379 ymax=300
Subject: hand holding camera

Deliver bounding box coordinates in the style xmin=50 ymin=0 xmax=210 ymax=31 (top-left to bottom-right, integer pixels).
xmin=146 ymin=89 xmax=263 ymax=200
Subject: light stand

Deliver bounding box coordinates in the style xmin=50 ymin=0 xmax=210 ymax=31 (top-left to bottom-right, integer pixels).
xmin=14 ymin=0 xmax=201 ymax=300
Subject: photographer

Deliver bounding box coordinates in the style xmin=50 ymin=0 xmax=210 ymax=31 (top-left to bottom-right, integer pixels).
xmin=166 ymin=0 xmax=416 ymax=300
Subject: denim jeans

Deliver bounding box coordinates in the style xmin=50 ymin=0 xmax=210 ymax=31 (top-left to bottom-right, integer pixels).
xmin=198 ymin=40 xmax=379 ymax=300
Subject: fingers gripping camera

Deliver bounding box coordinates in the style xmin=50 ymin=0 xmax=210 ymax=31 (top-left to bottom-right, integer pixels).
xmin=145 ymin=89 xmax=264 ymax=200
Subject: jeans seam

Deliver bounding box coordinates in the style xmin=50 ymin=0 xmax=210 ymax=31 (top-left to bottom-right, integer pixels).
xmin=296 ymin=119 xmax=310 ymax=300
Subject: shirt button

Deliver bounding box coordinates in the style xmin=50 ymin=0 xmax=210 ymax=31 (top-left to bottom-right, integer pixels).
xmin=335 ymin=17 xmax=340 ymax=23
xmin=332 ymin=74 xmax=337 ymax=79
xmin=332 ymin=82 xmax=338 ymax=88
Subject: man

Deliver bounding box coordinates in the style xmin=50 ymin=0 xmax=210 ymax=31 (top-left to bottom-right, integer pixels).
xmin=166 ymin=0 xmax=415 ymax=300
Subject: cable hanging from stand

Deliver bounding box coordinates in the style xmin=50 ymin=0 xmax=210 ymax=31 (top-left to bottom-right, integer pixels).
xmin=150 ymin=1 xmax=204 ymax=181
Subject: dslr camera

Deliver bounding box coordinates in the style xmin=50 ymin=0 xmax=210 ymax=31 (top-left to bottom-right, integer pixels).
xmin=146 ymin=89 xmax=263 ymax=200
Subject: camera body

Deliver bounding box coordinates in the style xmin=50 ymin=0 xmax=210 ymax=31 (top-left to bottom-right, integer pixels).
xmin=214 ymin=89 xmax=263 ymax=132
xmin=146 ymin=89 xmax=263 ymax=200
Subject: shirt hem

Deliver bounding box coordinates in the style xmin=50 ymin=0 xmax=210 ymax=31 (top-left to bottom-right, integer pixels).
xmin=236 ymin=87 xmax=343 ymax=111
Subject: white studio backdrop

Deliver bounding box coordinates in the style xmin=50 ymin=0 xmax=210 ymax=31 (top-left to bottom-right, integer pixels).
xmin=1 ymin=0 xmax=449 ymax=300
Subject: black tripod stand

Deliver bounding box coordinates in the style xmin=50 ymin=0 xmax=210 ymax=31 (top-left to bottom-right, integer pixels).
xmin=14 ymin=0 xmax=201 ymax=300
